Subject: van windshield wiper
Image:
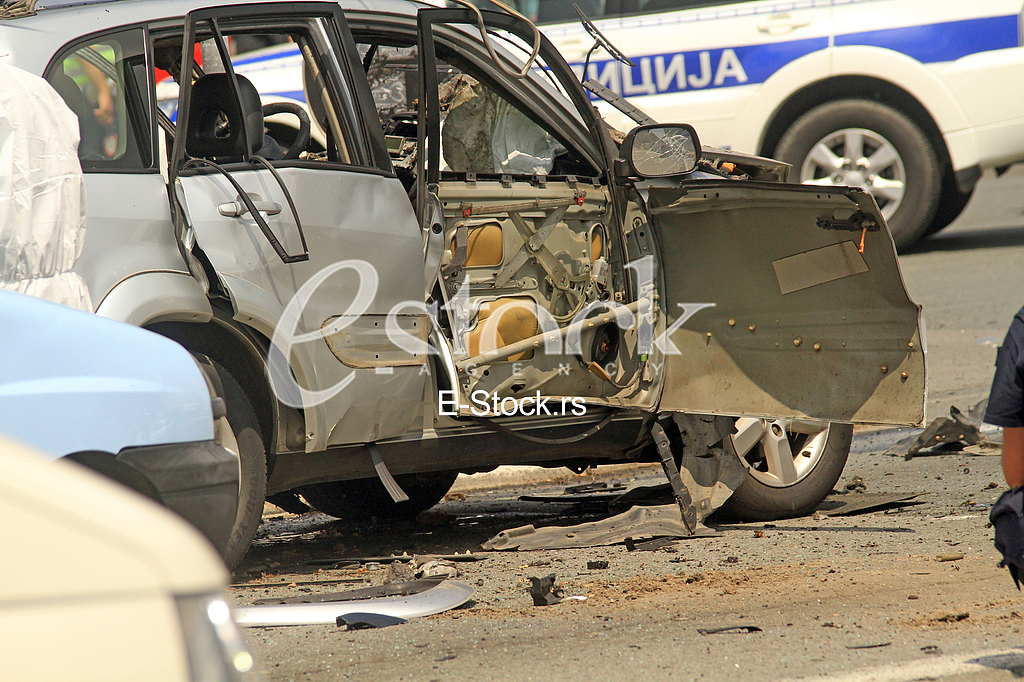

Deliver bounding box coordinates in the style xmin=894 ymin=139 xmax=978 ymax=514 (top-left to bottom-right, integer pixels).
xmin=574 ymin=3 xmax=634 ymax=79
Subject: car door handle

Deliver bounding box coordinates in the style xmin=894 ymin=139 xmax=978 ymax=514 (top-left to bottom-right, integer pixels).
xmin=218 ymin=199 xmax=282 ymax=217
xmin=757 ymin=13 xmax=811 ymax=36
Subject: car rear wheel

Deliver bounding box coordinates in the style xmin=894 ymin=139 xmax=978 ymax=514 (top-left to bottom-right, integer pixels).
xmin=213 ymin=361 xmax=267 ymax=569
xmin=298 ymin=469 xmax=459 ymax=521
xmin=774 ymin=99 xmax=940 ymax=250
xmin=716 ymin=419 xmax=852 ymax=521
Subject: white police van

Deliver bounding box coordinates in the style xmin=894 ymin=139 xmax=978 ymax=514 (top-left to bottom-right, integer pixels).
xmin=533 ymin=0 xmax=1024 ymax=249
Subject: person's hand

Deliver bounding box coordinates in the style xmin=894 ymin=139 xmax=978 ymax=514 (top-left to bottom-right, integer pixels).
xmin=93 ymin=87 xmax=114 ymax=126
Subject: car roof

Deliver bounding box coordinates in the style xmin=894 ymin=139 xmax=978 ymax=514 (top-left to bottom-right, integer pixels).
xmin=0 ymin=0 xmax=420 ymax=72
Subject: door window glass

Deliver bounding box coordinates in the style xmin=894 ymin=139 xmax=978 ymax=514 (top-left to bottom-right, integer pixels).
xmin=47 ymin=29 xmax=153 ymax=169
xmin=158 ymin=16 xmax=366 ymax=169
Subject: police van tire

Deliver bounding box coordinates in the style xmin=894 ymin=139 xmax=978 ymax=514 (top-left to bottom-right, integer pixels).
xmin=298 ymin=470 xmax=460 ymax=521
xmin=774 ymin=99 xmax=940 ymax=251
xmin=926 ymin=170 xmax=974 ymax=236
xmin=213 ymin=360 xmax=267 ymax=569
xmin=716 ymin=422 xmax=852 ymax=522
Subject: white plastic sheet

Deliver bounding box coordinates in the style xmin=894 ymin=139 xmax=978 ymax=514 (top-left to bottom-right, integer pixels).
xmin=0 ymin=63 xmax=92 ymax=310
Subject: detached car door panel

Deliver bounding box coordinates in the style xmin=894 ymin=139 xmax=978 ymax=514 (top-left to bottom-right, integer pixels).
xmin=650 ymin=182 xmax=924 ymax=425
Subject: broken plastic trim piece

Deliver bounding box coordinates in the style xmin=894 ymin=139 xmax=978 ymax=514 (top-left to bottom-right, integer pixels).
xmin=233 ymin=579 xmax=474 ymax=627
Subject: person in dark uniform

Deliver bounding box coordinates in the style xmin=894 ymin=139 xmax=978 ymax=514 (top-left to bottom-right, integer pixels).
xmin=985 ymin=306 xmax=1024 ymax=487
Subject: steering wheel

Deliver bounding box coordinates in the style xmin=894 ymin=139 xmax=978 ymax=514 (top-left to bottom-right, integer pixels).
xmin=261 ymin=102 xmax=311 ymax=160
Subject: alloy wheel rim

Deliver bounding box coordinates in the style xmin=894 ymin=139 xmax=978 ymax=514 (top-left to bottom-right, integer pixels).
xmin=730 ymin=418 xmax=830 ymax=488
xmin=799 ymin=127 xmax=906 ymax=220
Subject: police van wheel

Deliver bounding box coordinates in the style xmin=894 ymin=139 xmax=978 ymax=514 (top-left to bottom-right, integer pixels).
xmin=926 ymin=169 xmax=974 ymax=236
xmin=774 ymin=99 xmax=940 ymax=251
xmin=213 ymin=361 xmax=267 ymax=569
xmin=715 ymin=421 xmax=852 ymax=522
xmin=298 ymin=470 xmax=460 ymax=522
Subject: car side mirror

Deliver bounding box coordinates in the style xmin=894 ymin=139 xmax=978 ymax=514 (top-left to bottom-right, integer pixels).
xmin=616 ymin=124 xmax=701 ymax=179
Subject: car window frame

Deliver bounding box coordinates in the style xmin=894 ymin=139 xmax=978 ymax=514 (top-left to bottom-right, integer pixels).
xmin=170 ymin=2 xmax=394 ymax=179
xmin=43 ymin=25 xmax=159 ymax=174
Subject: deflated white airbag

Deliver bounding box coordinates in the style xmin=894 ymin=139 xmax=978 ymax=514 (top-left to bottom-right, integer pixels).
xmin=0 ymin=63 xmax=91 ymax=310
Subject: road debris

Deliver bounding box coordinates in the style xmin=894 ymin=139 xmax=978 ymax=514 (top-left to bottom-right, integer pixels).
xmin=309 ymin=552 xmax=489 ymax=566
xmin=904 ymin=402 xmax=1001 ymax=459
xmin=528 ymin=574 xmax=563 ymax=606
xmin=921 ymin=645 xmax=942 ymax=654
xmin=336 ymin=613 xmax=406 ymax=630
xmin=935 ymin=554 xmax=965 ymax=562
xmin=234 ymin=579 xmax=474 ymax=627
xmin=846 ymin=642 xmax=891 ymax=650
xmin=253 ymin=578 xmax=448 ymax=605
xmin=815 ymin=492 xmax=922 ymax=516
xmin=696 ymin=625 xmax=762 ymax=635
xmin=931 ymin=612 xmax=970 ymax=623
xmin=482 ymin=504 xmax=719 ymax=551
xmin=587 ymin=560 xmax=609 ymax=570
xmin=417 ymin=558 xmax=459 ymax=579
xmin=845 ymin=476 xmax=867 ymax=492
xmin=625 ymin=537 xmax=677 ymax=552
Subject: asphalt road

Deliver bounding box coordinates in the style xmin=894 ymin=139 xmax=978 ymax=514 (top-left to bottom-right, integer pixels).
xmin=234 ymin=168 xmax=1024 ymax=682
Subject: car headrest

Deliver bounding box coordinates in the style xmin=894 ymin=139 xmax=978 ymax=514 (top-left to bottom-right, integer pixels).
xmin=185 ymin=73 xmax=263 ymax=159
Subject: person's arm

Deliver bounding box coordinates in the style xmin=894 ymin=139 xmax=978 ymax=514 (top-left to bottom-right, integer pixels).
xmin=1004 ymin=427 xmax=1024 ymax=488
xmin=79 ymin=58 xmax=114 ymax=126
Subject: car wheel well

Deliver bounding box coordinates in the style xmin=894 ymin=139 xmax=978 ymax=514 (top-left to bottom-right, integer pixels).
xmin=146 ymin=312 xmax=278 ymax=471
xmin=760 ymin=76 xmax=950 ymax=169
xmin=64 ymin=451 xmax=163 ymax=503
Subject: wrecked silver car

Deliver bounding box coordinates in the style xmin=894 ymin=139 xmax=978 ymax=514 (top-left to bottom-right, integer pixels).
xmin=1 ymin=0 xmax=925 ymax=566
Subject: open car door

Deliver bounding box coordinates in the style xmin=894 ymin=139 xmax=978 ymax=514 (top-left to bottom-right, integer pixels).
xmin=648 ymin=180 xmax=925 ymax=426
xmin=169 ymin=3 xmax=429 ymax=451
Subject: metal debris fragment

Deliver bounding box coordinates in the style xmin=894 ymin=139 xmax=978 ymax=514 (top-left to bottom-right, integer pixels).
xmin=696 ymin=625 xmax=762 ymax=635
xmin=815 ymin=492 xmax=922 ymax=516
xmin=931 ymin=612 xmax=970 ymax=623
xmin=625 ymin=537 xmax=677 ymax=552
xmin=308 ymin=552 xmax=488 ymax=566
xmin=235 ymin=579 xmax=474 ymax=627
xmin=482 ymin=504 xmax=719 ymax=551
xmin=905 ymin=402 xmax=1001 ymax=459
xmin=336 ymin=613 xmax=407 ymax=630
xmin=846 ymin=642 xmax=891 ymax=650
xmin=528 ymin=574 xmax=563 ymax=606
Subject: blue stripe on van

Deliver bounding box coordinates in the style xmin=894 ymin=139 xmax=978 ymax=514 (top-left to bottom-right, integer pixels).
xmin=232 ymin=45 xmax=302 ymax=67
xmin=834 ymin=14 xmax=1020 ymax=62
xmin=579 ymin=14 xmax=1021 ymax=99
xmin=576 ymin=36 xmax=828 ymax=97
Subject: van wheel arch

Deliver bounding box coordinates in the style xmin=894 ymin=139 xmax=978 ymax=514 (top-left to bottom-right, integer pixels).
xmin=760 ymin=76 xmax=964 ymax=244
xmin=759 ymin=75 xmax=947 ymax=166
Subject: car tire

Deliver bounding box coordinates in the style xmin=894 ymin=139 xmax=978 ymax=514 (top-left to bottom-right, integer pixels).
xmin=212 ymin=360 xmax=267 ymax=569
xmin=925 ymin=170 xmax=974 ymax=236
xmin=715 ymin=421 xmax=852 ymax=522
xmin=298 ymin=469 xmax=459 ymax=521
xmin=774 ymin=99 xmax=940 ymax=250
